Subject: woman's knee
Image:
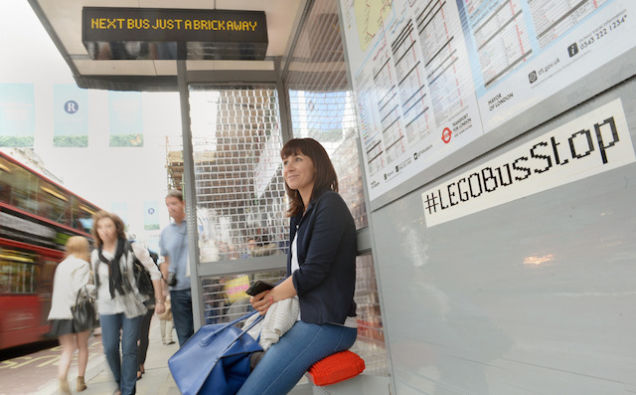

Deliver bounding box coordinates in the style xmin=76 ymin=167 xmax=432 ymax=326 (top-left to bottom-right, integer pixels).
xmin=333 ymin=326 xmax=357 ymax=353
xmin=101 ymin=334 xmax=119 ymax=354
xmin=103 ymin=343 xmax=119 ymax=356
xmin=121 ymin=337 xmax=138 ymax=356
xmin=77 ymin=341 xmax=89 ymax=352
xmin=58 ymin=334 xmax=76 ymax=350
xmin=343 ymin=327 xmax=357 ymax=348
xmin=77 ymin=331 xmax=90 ymax=347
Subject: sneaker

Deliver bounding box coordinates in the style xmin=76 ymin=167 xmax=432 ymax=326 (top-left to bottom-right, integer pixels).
xmin=166 ymin=340 xmax=175 ymax=345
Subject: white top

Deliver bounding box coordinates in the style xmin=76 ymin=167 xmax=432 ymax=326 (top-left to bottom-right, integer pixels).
xmin=48 ymin=255 xmax=91 ymax=320
xmin=245 ymin=297 xmax=300 ymax=351
xmin=291 ymin=234 xmax=356 ymax=328
xmin=91 ymin=242 xmax=161 ymax=316
xmin=291 ymin=233 xmax=300 ymax=274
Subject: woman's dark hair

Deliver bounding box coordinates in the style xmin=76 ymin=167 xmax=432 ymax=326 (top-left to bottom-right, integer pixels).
xmin=91 ymin=211 xmax=130 ymax=298
xmin=280 ymin=138 xmax=338 ymax=217
xmin=91 ymin=211 xmax=127 ymax=248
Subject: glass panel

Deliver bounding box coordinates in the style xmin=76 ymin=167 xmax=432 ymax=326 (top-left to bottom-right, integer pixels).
xmin=0 ymin=157 xmax=39 ymax=214
xmin=0 ymin=156 xmax=12 ymax=203
xmin=286 ymin=3 xmax=367 ymax=229
xmin=285 ymin=0 xmax=387 ymax=375
xmin=0 ymin=246 xmax=38 ymax=294
xmin=182 ymin=85 xmax=288 ymax=262
xmin=71 ymin=196 xmax=96 ymax=233
xmin=351 ymin=254 xmax=388 ymax=375
xmin=38 ymin=180 xmax=71 ymax=226
xmin=37 ymin=257 xmax=57 ymax=322
xmin=201 ymin=269 xmax=286 ymax=324
xmin=290 ymin=90 xmax=367 ymax=228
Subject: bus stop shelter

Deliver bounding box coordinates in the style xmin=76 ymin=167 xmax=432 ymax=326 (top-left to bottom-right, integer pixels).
xmin=28 ymin=0 xmax=636 ymax=393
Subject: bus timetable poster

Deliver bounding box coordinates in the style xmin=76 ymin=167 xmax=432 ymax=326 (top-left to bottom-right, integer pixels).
xmin=338 ymin=0 xmax=636 ymax=201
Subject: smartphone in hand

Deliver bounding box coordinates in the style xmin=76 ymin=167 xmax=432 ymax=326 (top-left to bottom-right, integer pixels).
xmin=245 ymin=280 xmax=274 ymax=296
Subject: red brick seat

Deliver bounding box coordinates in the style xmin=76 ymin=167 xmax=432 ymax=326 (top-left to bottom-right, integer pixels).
xmin=306 ymin=351 xmax=365 ymax=386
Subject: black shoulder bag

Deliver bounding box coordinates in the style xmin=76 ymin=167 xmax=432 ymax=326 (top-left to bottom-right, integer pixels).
xmin=71 ymin=286 xmax=97 ymax=332
xmin=129 ymin=243 xmax=155 ymax=303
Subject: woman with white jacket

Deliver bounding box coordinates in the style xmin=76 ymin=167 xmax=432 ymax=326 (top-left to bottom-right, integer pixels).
xmin=48 ymin=236 xmax=93 ymax=394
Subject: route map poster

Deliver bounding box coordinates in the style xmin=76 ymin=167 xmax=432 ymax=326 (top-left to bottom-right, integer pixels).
xmin=339 ymin=0 xmax=636 ymax=201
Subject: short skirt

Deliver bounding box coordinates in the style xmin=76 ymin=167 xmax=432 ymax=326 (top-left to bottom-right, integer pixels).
xmin=49 ymin=319 xmax=77 ymax=337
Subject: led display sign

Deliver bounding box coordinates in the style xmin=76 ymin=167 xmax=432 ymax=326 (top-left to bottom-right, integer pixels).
xmin=82 ymin=7 xmax=268 ymax=60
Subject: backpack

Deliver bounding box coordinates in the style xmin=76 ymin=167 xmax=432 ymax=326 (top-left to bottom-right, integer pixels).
xmin=129 ymin=243 xmax=155 ymax=303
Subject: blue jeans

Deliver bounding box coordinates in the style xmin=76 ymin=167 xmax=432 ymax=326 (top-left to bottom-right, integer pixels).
xmin=100 ymin=313 xmax=142 ymax=395
xmin=238 ymin=321 xmax=357 ymax=395
xmin=170 ymin=289 xmax=194 ymax=347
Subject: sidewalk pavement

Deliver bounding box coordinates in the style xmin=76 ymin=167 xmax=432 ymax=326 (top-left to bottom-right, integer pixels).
xmin=83 ymin=317 xmax=179 ymax=395
xmin=42 ymin=317 xmax=180 ymax=395
xmin=39 ymin=318 xmax=317 ymax=395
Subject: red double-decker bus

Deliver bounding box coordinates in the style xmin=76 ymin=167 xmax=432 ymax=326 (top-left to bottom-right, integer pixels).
xmin=0 ymin=151 xmax=101 ymax=350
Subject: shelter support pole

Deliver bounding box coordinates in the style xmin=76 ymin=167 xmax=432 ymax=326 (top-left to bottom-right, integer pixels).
xmin=177 ymin=56 xmax=204 ymax=330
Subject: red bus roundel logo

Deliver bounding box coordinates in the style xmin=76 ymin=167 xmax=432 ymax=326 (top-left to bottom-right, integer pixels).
xmin=441 ymin=127 xmax=452 ymax=144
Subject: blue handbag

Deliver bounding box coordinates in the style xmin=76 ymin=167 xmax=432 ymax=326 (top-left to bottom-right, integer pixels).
xmin=168 ymin=310 xmax=263 ymax=395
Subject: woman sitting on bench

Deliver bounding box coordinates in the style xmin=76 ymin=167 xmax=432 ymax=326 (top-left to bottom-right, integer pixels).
xmin=239 ymin=138 xmax=358 ymax=395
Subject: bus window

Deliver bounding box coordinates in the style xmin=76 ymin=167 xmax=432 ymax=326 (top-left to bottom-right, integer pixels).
xmin=38 ymin=181 xmax=71 ymax=226
xmin=1 ymin=160 xmax=39 ymax=213
xmin=0 ymin=247 xmax=37 ymax=294
xmin=36 ymin=257 xmax=56 ymax=295
xmin=72 ymin=197 xmax=95 ymax=233
xmin=0 ymin=156 xmax=12 ymax=203
xmin=36 ymin=256 xmax=56 ymax=323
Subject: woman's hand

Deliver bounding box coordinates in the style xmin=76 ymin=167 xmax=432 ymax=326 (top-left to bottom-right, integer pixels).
xmin=155 ymin=300 xmax=166 ymax=315
xmin=250 ymin=290 xmax=274 ymax=315
xmin=249 ymin=277 xmax=298 ymax=315
xmin=152 ymin=278 xmax=166 ymax=315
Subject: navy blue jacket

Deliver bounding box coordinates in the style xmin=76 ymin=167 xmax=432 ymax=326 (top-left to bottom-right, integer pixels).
xmin=288 ymin=190 xmax=357 ymax=325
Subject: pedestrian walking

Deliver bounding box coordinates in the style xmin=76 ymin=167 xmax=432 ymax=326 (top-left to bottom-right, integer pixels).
xmin=48 ymin=236 xmax=94 ymax=394
xmin=136 ymin=248 xmax=161 ymax=380
xmin=91 ymin=211 xmax=165 ymax=395
xmin=159 ymin=190 xmax=194 ymax=347
xmin=158 ymin=293 xmax=175 ymax=345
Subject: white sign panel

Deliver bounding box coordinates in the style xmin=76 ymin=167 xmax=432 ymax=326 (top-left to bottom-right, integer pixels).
xmin=421 ymin=99 xmax=635 ymax=227
xmin=339 ymin=0 xmax=636 ymax=201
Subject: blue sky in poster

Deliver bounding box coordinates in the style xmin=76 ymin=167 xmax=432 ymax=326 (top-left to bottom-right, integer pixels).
xmin=109 ymin=91 xmax=142 ymax=136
